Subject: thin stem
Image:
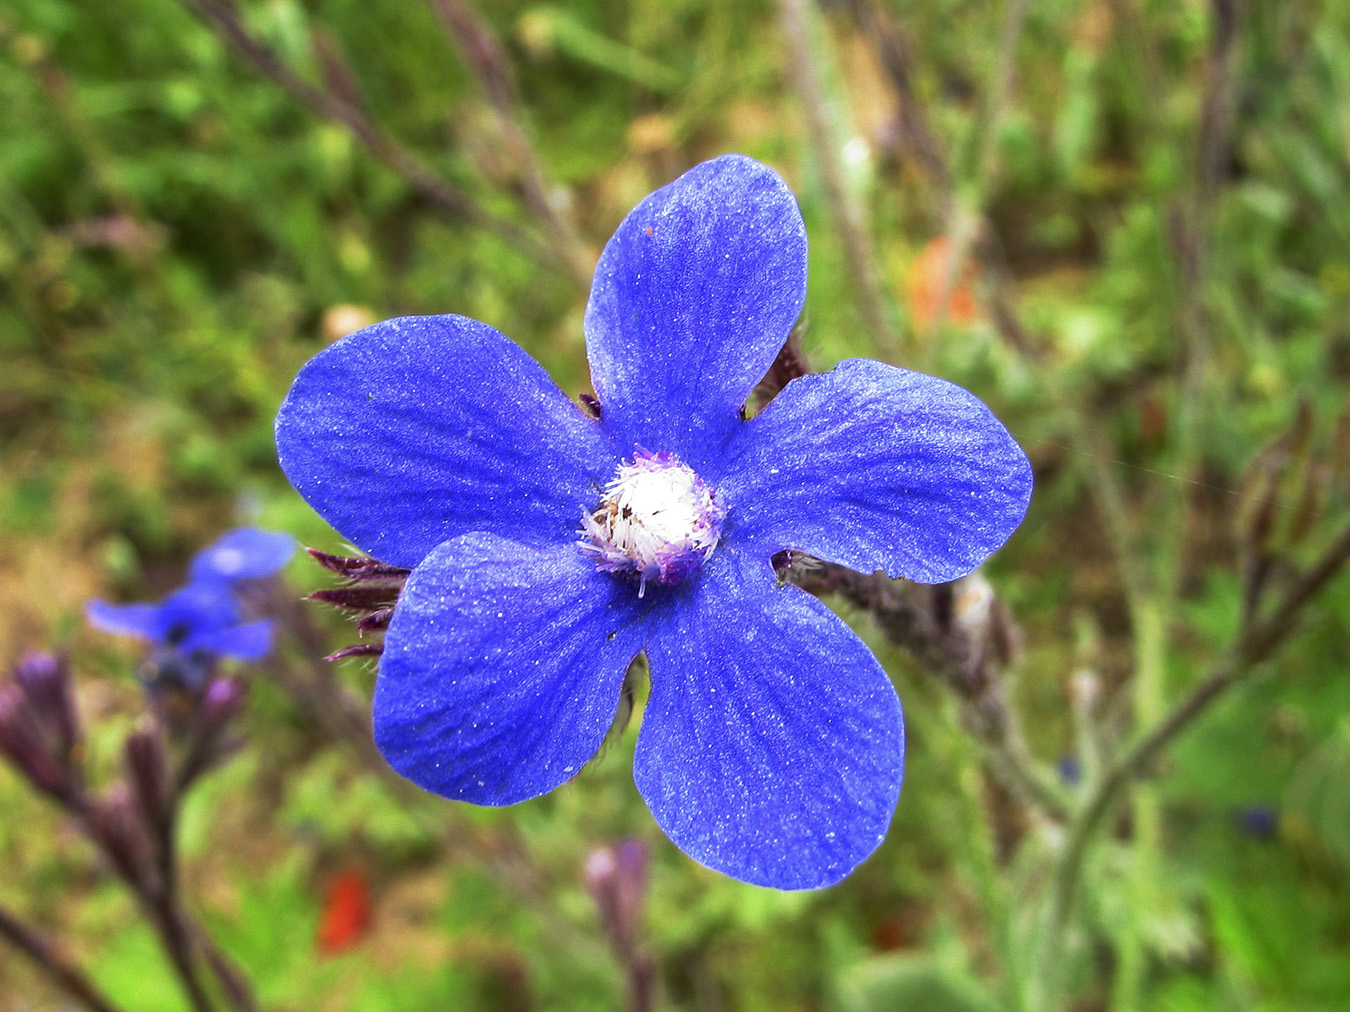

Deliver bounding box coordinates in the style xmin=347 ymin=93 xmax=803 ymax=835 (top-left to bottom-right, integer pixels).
xmin=930 ymin=0 xmax=1029 ymax=340
xmin=121 ymin=783 xmax=218 ymax=1012
xmin=1170 ymin=0 xmax=1244 ymax=585
xmin=624 ymin=952 xmax=657 ymax=1012
xmin=843 ymin=0 xmax=950 ymax=190
xmin=942 ymin=709 xmax=1028 ymax=1012
xmin=779 ymin=0 xmax=900 ymax=358
xmin=263 ymin=585 xmax=408 ymax=789
xmin=174 ymin=0 xmax=578 ymax=282
xmin=0 ymin=903 xmax=130 ymax=1012
xmin=963 ymin=0 xmax=1030 ymax=189
xmin=431 ymin=0 xmax=594 ymax=282
xmin=1047 ymin=519 xmax=1350 ymax=935
xmin=155 ymin=792 xmax=257 ymax=1012
xmin=56 ymin=789 xmax=221 ymax=1012
xmin=148 ymin=899 xmax=218 ymax=1012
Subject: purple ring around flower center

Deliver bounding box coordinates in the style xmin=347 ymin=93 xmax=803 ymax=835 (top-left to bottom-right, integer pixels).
xmin=578 ymin=448 xmax=726 ymax=596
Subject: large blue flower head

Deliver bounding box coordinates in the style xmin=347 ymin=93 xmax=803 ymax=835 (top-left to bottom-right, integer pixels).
xmin=275 ymin=155 xmax=1032 ymax=889
xmin=87 ymin=527 xmax=296 ymax=687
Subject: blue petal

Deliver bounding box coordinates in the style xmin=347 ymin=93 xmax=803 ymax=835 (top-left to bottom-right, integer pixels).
xmin=585 ymin=155 xmax=808 ymax=465
xmin=635 ymin=549 xmax=904 ymax=889
xmin=374 ymin=533 xmax=650 ymax=806
xmin=275 ymin=315 xmax=618 ymax=569
xmin=86 ymin=600 xmax=165 ymax=640
xmin=720 ymin=359 xmax=1033 ymax=583
xmin=157 ymin=583 xmax=240 ymax=637
xmin=190 ymin=528 xmax=296 ymax=582
xmin=190 ymin=620 xmax=274 ymax=661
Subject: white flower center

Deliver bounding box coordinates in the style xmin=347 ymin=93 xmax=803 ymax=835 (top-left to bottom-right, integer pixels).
xmin=580 ymin=450 xmax=725 ymax=595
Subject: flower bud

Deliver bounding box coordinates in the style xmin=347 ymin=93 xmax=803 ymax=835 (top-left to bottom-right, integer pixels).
xmin=584 ymin=839 xmax=649 ymax=956
xmin=177 ymin=677 xmax=248 ymax=788
xmin=87 ymin=784 xmax=152 ymax=885
xmin=0 ymin=684 xmax=73 ymax=803
xmin=199 ymin=677 xmax=246 ymax=732
xmin=15 ymin=652 xmax=78 ymax=758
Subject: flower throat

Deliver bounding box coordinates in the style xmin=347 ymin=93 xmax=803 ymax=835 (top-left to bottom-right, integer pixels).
xmin=580 ymin=450 xmax=726 ymax=596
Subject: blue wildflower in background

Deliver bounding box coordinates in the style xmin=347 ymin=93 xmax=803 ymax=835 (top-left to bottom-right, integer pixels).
xmin=275 ymin=155 xmax=1032 ymax=888
xmin=87 ymin=527 xmax=296 ymax=686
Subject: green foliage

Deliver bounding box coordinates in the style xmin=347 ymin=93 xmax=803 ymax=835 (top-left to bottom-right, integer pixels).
xmin=3 ymin=0 xmax=1349 ymax=1009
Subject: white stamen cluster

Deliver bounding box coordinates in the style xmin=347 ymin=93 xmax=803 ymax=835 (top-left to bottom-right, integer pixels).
xmin=580 ymin=451 xmax=725 ymax=595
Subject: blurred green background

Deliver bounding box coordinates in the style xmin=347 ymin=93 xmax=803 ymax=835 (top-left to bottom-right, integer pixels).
xmin=2 ymin=0 xmax=1349 ymax=1009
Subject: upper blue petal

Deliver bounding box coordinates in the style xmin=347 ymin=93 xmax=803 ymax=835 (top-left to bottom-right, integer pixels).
xmin=585 ymin=155 xmax=808 ymax=466
xmin=275 ymin=315 xmax=619 ymax=569
xmin=190 ymin=528 xmax=296 ymax=583
xmin=635 ymin=548 xmax=904 ymax=889
xmin=719 ymin=359 xmax=1033 ymax=583
xmin=373 ymin=532 xmax=650 ymax=806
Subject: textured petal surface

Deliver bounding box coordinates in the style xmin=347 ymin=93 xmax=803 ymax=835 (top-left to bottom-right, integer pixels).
xmin=720 ymin=359 xmax=1033 ymax=583
xmin=585 ymin=155 xmax=808 ymax=464
xmin=191 ymin=528 xmax=296 ymax=582
xmin=86 ymin=600 xmax=163 ymax=640
xmin=276 ymin=315 xmax=618 ymax=569
xmin=374 ymin=533 xmax=650 ymax=806
xmin=635 ymin=549 xmax=904 ymax=889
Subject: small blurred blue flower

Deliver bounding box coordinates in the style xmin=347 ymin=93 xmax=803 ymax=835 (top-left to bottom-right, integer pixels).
xmin=275 ymin=155 xmax=1032 ymax=888
xmin=87 ymin=528 xmax=295 ymax=684
xmin=1234 ymin=803 xmax=1279 ymax=839
xmin=1057 ymin=755 xmax=1081 ymax=785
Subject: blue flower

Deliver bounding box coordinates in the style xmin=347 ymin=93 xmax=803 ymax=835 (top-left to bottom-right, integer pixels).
xmin=87 ymin=527 xmax=296 ymax=682
xmin=274 ymin=155 xmax=1031 ymax=889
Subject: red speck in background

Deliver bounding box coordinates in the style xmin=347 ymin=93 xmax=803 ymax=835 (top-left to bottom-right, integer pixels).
xmin=871 ymin=907 xmax=923 ymax=952
xmin=905 ymin=236 xmax=980 ymax=332
xmin=316 ymin=867 xmax=373 ymax=955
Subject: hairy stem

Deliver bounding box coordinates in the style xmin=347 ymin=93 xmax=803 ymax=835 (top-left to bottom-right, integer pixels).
xmin=798 ymin=564 xmax=1066 ymax=822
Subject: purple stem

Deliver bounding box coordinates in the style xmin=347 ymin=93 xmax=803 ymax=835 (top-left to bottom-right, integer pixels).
xmin=0 ymin=903 xmax=129 ymax=1012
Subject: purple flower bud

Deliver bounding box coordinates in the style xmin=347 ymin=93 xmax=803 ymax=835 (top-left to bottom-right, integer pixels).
xmin=177 ymin=678 xmax=248 ymax=788
xmin=14 ymin=651 xmax=79 ymax=760
xmin=200 ymin=677 xmax=246 ymax=728
xmin=584 ymin=839 xmax=649 ymax=956
xmin=87 ymin=784 xmax=152 ymax=885
xmin=0 ymin=684 xmax=73 ymax=803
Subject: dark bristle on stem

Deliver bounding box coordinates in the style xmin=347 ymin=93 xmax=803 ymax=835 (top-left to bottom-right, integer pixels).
xmin=304 ymin=548 xmax=406 ymax=660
